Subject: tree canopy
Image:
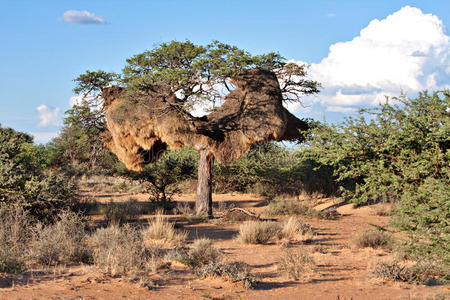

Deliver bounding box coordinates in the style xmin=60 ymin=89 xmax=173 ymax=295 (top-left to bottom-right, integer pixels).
xmin=74 ymin=40 xmax=319 ymax=112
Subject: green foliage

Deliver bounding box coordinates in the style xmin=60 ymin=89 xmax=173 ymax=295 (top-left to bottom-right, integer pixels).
xmin=76 ymin=40 xmax=319 ymax=115
xmin=121 ymin=147 xmax=198 ymax=205
xmin=214 ymin=143 xmax=337 ymax=198
xmin=305 ymin=91 xmax=449 ymax=268
xmin=47 ymin=95 xmax=121 ymax=176
xmin=0 ymin=125 xmax=77 ymax=222
xmin=73 ymin=70 xmax=118 ymax=95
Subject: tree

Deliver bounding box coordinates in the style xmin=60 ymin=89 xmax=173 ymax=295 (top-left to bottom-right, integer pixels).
xmin=304 ymin=91 xmax=449 ymax=269
xmin=74 ymin=40 xmax=320 ymax=215
xmin=48 ymin=73 xmax=120 ymax=175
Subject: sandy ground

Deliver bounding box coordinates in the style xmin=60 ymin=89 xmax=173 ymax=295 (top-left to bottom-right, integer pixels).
xmin=1 ymin=192 xmax=448 ymax=300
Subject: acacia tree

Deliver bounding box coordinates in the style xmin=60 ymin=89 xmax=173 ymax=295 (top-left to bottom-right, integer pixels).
xmin=74 ymin=40 xmax=319 ymax=215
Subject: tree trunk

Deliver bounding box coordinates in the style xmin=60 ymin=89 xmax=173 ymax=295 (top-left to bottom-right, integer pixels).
xmin=196 ymin=148 xmax=214 ymax=216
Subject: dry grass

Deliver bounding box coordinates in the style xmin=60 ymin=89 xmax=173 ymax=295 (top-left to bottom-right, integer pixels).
xmin=0 ymin=204 xmax=32 ymax=273
xmin=277 ymin=248 xmax=315 ymax=280
xmin=353 ymin=229 xmax=393 ymax=250
xmin=88 ymin=225 xmax=147 ymax=276
xmin=100 ymin=200 xmax=142 ymax=226
xmin=78 ymin=174 xmax=145 ymax=194
xmin=29 ymin=211 xmax=90 ymax=265
xmin=142 ymin=211 xmax=187 ymax=248
xmin=265 ymin=199 xmax=321 ymax=218
xmin=196 ymin=261 xmax=256 ymax=288
xmin=371 ymin=204 xmax=392 ymax=216
xmin=371 ymin=261 xmax=446 ymax=284
xmin=278 ymin=216 xmax=315 ymax=243
xmin=173 ymin=238 xmax=222 ymax=270
xmin=236 ymin=221 xmax=280 ymax=244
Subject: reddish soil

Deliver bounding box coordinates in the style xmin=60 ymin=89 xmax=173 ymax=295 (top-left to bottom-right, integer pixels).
xmin=1 ymin=193 xmax=448 ymax=300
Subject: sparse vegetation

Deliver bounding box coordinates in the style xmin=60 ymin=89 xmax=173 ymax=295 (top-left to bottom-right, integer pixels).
xmin=265 ymin=198 xmax=321 ymax=217
xmin=353 ymin=229 xmax=393 ymax=250
xmin=0 ymin=204 xmax=32 ymax=273
xmin=100 ymin=200 xmax=142 ymax=226
xmin=29 ymin=211 xmax=90 ymax=265
xmin=277 ymin=248 xmax=315 ymax=280
xmin=88 ymin=225 xmax=147 ymax=276
xmin=196 ymin=261 xmax=256 ymax=288
xmin=236 ymin=221 xmax=281 ymax=244
xmin=174 ymin=238 xmax=222 ymax=270
xmin=142 ymin=211 xmax=187 ymax=248
xmin=278 ymin=216 xmax=315 ymax=243
xmin=372 ymin=261 xmax=448 ymax=284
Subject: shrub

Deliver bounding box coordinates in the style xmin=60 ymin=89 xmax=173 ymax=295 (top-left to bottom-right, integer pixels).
xmin=30 ymin=211 xmax=89 ymax=265
xmin=371 ymin=204 xmax=392 ymax=216
xmin=0 ymin=126 xmax=77 ymax=222
xmin=100 ymin=200 xmax=141 ymax=226
xmin=196 ymin=261 xmax=256 ymax=288
xmin=278 ymin=217 xmax=315 ymax=243
xmin=236 ymin=221 xmax=280 ymax=244
xmin=214 ymin=143 xmax=337 ymax=198
xmin=353 ymin=229 xmax=393 ymax=250
xmin=88 ymin=225 xmax=147 ymax=276
xmin=142 ymin=212 xmax=187 ymax=248
xmin=0 ymin=204 xmax=32 ymax=273
xmin=173 ymin=238 xmax=222 ymax=270
xmin=372 ymin=261 xmax=448 ymax=284
xmin=265 ymin=199 xmax=320 ymax=217
xmin=277 ymin=248 xmax=315 ymax=280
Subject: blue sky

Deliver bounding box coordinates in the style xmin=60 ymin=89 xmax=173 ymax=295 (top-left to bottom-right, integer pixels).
xmin=1 ymin=0 xmax=449 ymax=143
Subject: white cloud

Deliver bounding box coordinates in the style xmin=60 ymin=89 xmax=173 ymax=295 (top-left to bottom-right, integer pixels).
xmin=305 ymin=6 xmax=450 ymax=110
xmin=327 ymin=13 xmax=336 ymax=18
xmin=36 ymin=105 xmax=61 ymax=127
xmin=63 ymin=10 xmax=106 ymax=24
xmin=326 ymin=106 xmax=357 ymax=113
xmin=31 ymin=132 xmax=59 ymax=144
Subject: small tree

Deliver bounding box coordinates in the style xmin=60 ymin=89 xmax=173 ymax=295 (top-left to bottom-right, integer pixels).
xmin=48 ymin=71 xmax=120 ymax=175
xmin=121 ymin=147 xmax=197 ymax=208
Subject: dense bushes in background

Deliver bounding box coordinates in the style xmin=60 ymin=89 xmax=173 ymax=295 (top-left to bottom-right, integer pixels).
xmin=0 ymin=125 xmax=76 ymax=222
xmin=305 ymin=91 xmax=449 ymax=271
xmin=214 ymin=143 xmax=337 ymax=198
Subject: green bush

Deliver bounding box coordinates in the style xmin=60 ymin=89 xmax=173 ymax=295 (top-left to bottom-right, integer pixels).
xmin=214 ymin=143 xmax=337 ymax=198
xmin=305 ymin=91 xmax=449 ymax=269
xmin=0 ymin=126 xmax=77 ymax=222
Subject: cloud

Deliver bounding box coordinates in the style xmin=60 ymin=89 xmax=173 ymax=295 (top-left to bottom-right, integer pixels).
xmin=31 ymin=132 xmax=59 ymax=144
xmin=305 ymin=6 xmax=450 ymax=110
xmin=327 ymin=13 xmax=336 ymax=18
xmin=36 ymin=105 xmax=61 ymax=127
xmin=63 ymin=10 xmax=106 ymax=24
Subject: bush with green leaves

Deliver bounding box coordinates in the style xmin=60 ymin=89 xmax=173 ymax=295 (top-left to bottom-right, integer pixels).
xmin=0 ymin=125 xmax=77 ymax=222
xmin=121 ymin=147 xmax=198 ymax=207
xmin=305 ymin=91 xmax=449 ymax=270
xmin=214 ymin=143 xmax=336 ymax=198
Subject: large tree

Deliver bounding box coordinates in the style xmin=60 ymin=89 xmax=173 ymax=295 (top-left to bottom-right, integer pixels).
xmin=74 ymin=40 xmax=319 ymax=215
